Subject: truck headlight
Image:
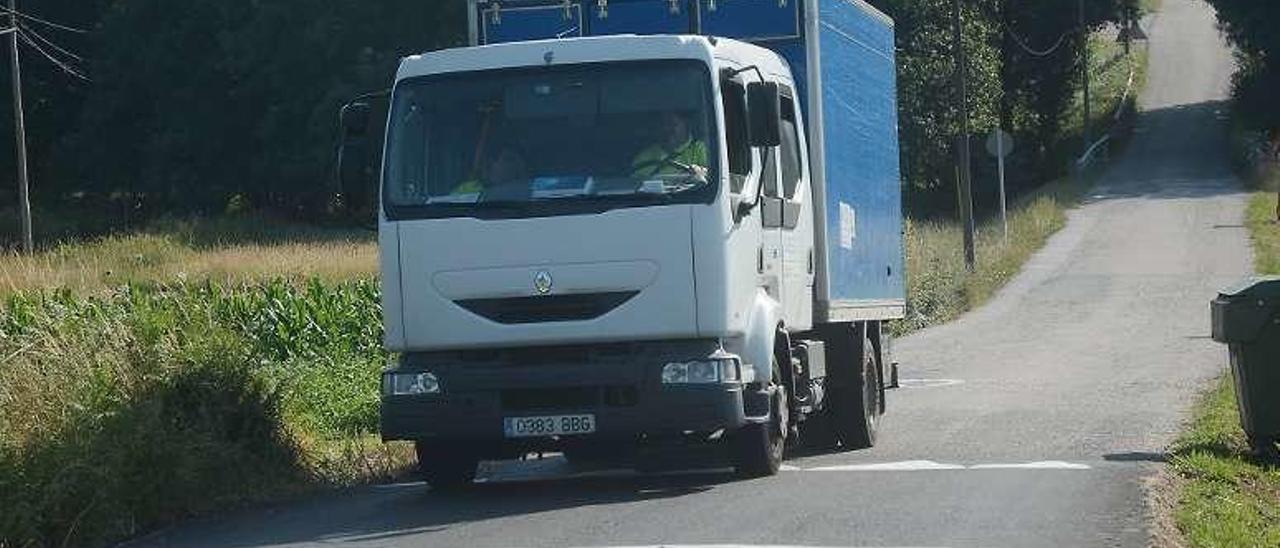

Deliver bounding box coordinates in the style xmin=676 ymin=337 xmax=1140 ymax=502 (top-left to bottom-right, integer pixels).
xmin=661 ymin=358 xmax=740 ymax=384
xmin=383 ymin=371 xmax=441 ymax=396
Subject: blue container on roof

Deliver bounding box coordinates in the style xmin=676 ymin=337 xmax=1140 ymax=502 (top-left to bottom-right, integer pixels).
xmin=473 ymin=0 xmax=800 ymax=44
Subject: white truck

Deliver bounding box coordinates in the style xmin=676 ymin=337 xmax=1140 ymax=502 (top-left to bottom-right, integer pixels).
xmin=340 ymin=0 xmax=906 ymax=488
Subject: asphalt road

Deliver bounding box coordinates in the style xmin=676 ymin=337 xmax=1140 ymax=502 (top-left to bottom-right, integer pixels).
xmin=129 ymin=1 xmax=1251 ymax=546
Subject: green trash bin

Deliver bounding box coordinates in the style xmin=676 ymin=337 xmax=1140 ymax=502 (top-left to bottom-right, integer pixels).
xmin=1211 ymin=276 xmax=1280 ymax=457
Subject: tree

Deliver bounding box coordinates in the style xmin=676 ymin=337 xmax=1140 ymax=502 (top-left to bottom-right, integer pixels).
xmin=1204 ymin=0 xmax=1280 ymax=133
xmin=1 ymin=0 xmax=1133 ymax=235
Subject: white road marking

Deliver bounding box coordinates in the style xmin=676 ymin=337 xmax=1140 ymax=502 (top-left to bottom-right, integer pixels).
xmin=797 ymin=460 xmax=1092 ymax=472
xmin=591 ymin=545 xmax=950 ymax=548
xmin=895 ymin=378 xmax=964 ymax=388
xmin=969 ymin=461 xmax=1092 ymax=470
xmin=470 ymin=456 xmax=1091 ymax=484
xmin=806 ymin=460 xmax=966 ymax=472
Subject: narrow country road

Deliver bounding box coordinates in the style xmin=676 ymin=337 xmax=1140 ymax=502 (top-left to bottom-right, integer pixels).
xmin=128 ymin=1 xmax=1251 ymax=546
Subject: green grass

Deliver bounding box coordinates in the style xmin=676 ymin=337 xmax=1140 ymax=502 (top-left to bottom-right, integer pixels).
xmin=1166 ymin=174 xmax=1280 ymax=547
xmin=1247 ymin=193 xmax=1280 ymax=274
xmin=1170 ymin=379 xmax=1280 ymax=547
xmin=0 ymin=279 xmax=409 ymax=547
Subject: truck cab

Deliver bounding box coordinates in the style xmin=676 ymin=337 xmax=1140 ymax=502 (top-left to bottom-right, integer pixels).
xmin=341 ymin=0 xmax=905 ymax=488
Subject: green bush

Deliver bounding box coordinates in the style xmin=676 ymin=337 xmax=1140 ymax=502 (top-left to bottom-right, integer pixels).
xmin=0 ymin=279 xmax=388 ymax=547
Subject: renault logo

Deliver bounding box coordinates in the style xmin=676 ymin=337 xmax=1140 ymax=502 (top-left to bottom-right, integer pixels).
xmin=533 ymin=270 xmax=553 ymax=295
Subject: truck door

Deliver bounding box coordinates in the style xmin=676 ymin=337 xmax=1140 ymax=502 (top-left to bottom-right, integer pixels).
xmin=776 ymin=89 xmax=815 ymax=328
xmin=723 ymin=70 xmax=779 ymax=305
xmin=759 ymin=123 xmax=784 ymax=306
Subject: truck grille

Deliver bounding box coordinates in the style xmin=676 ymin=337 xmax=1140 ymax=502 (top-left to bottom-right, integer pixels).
xmin=501 ymin=385 xmax=638 ymax=411
xmin=455 ymin=291 xmax=639 ymax=324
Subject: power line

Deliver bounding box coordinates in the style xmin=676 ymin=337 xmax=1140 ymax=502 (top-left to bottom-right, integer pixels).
xmin=19 ymin=22 xmax=80 ymax=61
xmin=1005 ymin=27 xmax=1074 ymax=57
xmin=971 ymin=1 xmax=1077 ymax=59
xmin=18 ymin=31 xmax=86 ymax=80
xmin=0 ymin=5 xmax=85 ymax=34
xmin=18 ymin=30 xmax=87 ymax=80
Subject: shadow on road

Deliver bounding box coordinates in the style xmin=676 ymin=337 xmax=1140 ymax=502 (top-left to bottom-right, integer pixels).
xmin=1168 ymin=441 xmax=1280 ymax=468
xmin=132 ymin=470 xmax=740 ymax=547
xmin=1085 ymin=100 xmax=1245 ymax=203
xmin=1102 ymin=451 xmax=1167 ymax=463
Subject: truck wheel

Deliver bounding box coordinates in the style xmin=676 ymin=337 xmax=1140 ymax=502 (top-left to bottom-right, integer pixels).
xmin=735 ymin=360 xmax=788 ymax=478
xmin=415 ymin=441 xmax=479 ymax=491
xmin=832 ymin=335 xmax=880 ymax=450
xmin=800 ymin=408 xmax=840 ymax=450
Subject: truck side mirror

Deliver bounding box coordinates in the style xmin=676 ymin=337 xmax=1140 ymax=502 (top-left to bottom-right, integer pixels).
xmin=748 ymin=81 xmax=781 ymax=148
xmin=338 ymin=102 xmax=373 ymax=211
xmin=342 ymin=101 xmax=371 ymax=136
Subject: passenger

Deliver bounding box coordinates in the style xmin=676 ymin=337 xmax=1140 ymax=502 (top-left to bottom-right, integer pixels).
xmin=631 ymin=112 xmax=709 ymax=180
xmin=453 ymin=146 xmax=528 ymax=195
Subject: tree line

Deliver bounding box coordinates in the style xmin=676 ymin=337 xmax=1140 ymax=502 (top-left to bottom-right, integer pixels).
xmin=1204 ymin=0 xmax=1280 ymax=142
xmin=0 ymin=0 xmax=1133 ymax=237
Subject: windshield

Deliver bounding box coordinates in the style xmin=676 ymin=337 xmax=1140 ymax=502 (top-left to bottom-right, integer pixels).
xmin=382 ymin=60 xmax=717 ymax=219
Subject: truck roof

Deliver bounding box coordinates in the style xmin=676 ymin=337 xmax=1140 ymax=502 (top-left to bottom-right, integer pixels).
xmin=396 ymin=34 xmax=786 ymax=82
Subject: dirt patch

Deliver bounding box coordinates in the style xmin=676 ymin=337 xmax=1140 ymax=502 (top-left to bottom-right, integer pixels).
xmin=1145 ymin=466 xmax=1187 ymax=548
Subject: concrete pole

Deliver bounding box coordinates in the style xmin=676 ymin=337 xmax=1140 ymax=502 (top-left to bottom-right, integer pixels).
xmin=8 ymin=0 xmax=32 ymax=253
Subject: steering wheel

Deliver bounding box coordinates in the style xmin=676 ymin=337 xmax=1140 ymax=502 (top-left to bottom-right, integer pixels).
xmin=634 ymin=158 xmax=705 ymax=178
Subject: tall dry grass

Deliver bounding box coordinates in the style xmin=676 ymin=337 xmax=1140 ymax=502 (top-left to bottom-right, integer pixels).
xmin=895 ymin=177 xmax=1083 ymax=334
xmin=0 ymin=216 xmax=377 ymax=296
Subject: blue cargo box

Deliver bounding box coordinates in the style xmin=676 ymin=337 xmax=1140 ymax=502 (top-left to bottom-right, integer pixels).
xmin=468 ymin=0 xmax=906 ymax=322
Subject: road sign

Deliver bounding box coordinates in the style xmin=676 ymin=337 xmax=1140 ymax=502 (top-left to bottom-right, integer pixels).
xmin=986 ymin=129 xmax=1014 ymax=158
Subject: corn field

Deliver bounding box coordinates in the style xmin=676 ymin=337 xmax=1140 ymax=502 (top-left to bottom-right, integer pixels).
xmin=0 ymin=278 xmax=388 ymax=547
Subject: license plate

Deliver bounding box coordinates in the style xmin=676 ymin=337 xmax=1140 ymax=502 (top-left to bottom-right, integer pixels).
xmin=504 ymin=414 xmax=596 ymax=438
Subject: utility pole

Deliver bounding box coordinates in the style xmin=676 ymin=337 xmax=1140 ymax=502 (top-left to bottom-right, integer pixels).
xmin=951 ymin=0 xmax=976 ymax=272
xmin=1080 ymin=0 xmax=1091 ymax=158
xmin=8 ymin=0 xmax=31 ymax=253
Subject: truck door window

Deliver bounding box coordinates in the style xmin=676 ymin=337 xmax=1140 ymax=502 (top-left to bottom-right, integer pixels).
xmin=760 ymin=101 xmax=782 ymax=228
xmin=721 ymin=78 xmax=751 ymax=193
xmin=762 ymin=145 xmax=779 ymax=198
xmin=780 ymin=96 xmax=803 ymax=201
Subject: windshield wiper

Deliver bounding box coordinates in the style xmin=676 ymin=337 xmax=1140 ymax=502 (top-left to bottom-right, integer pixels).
xmin=474 ymin=199 xmax=537 ymax=209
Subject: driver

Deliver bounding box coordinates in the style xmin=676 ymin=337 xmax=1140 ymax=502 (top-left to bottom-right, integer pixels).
xmin=452 ymin=146 xmax=528 ymax=195
xmin=631 ymin=111 xmax=708 ymax=180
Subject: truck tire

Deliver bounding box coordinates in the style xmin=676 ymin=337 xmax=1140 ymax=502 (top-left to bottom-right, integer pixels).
xmin=799 ymin=406 xmax=840 ymax=450
xmin=831 ymin=334 xmax=880 ymax=449
xmin=415 ymin=441 xmax=479 ymax=491
xmin=734 ymin=360 xmax=788 ymax=478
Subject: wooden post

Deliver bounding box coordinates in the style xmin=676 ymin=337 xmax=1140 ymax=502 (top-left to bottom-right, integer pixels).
xmin=952 ymin=0 xmax=976 ymax=271
xmin=1080 ymin=0 xmax=1091 ymax=159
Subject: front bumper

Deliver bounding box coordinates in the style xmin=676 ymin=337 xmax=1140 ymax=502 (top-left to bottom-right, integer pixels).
xmin=380 ymin=341 xmax=747 ymax=443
